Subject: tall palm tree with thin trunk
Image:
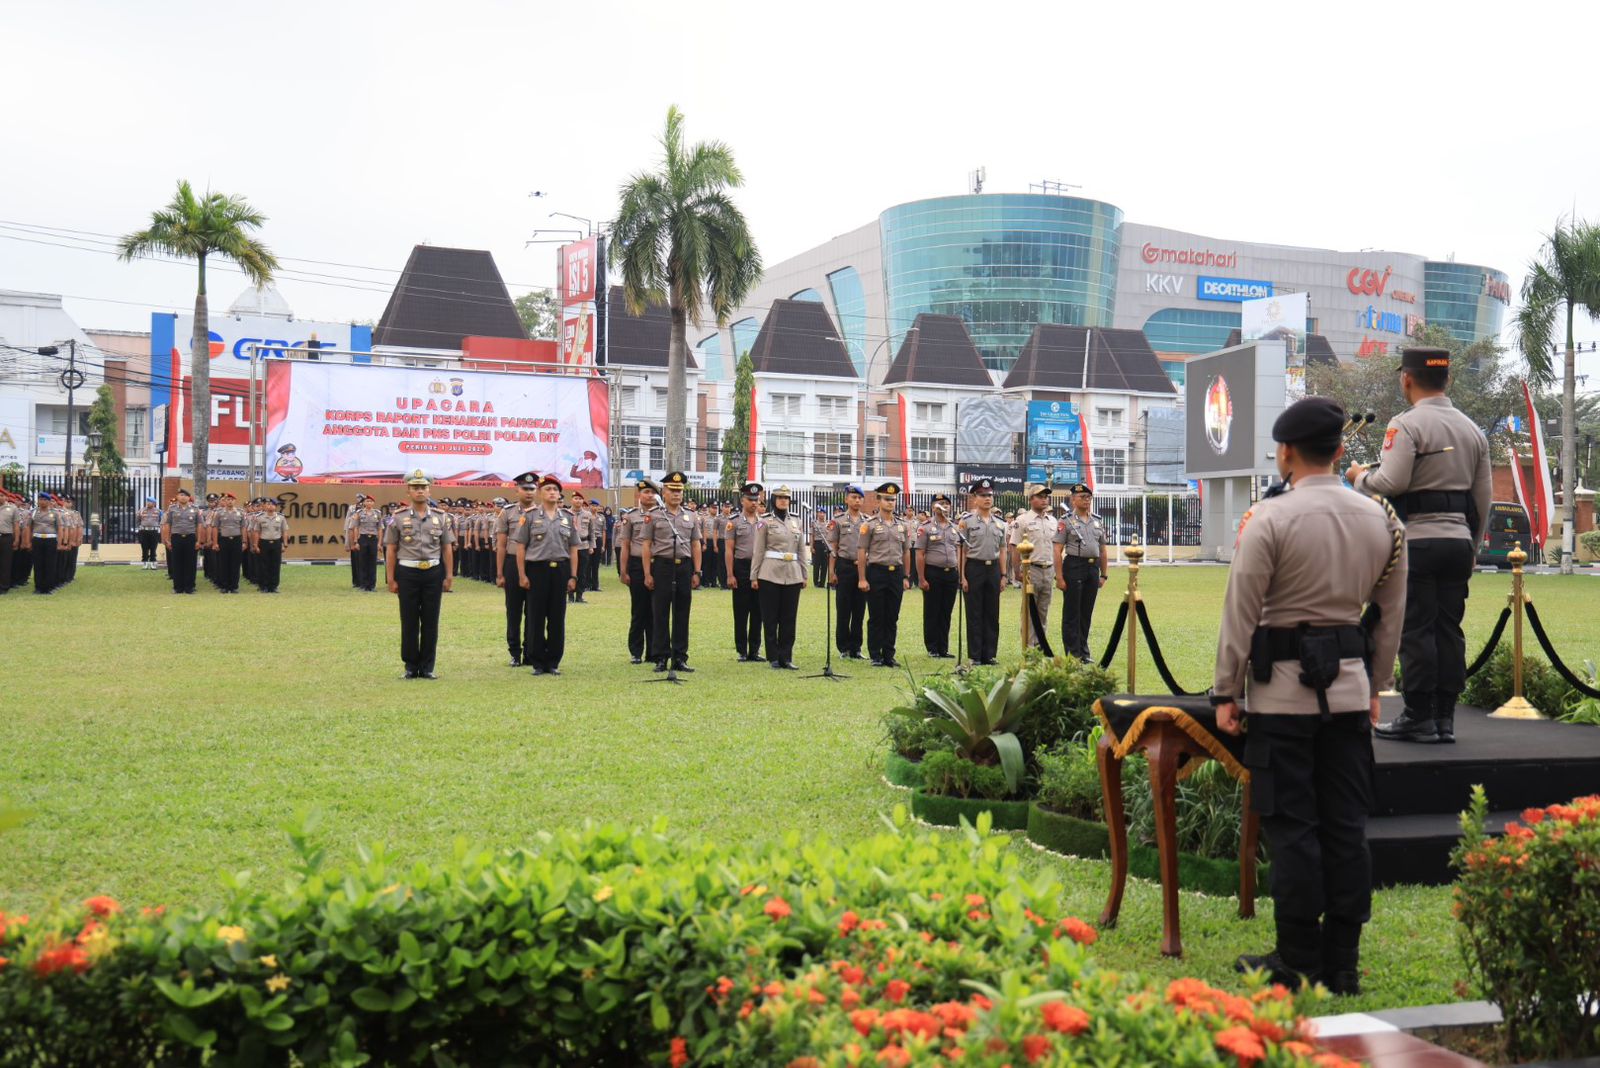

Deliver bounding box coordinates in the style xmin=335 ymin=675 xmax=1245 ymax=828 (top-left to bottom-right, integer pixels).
xmin=118 ymin=180 xmax=278 ymax=499
xmin=611 ymin=106 xmax=761 ymax=473
xmin=1515 ymin=218 xmax=1600 ymax=574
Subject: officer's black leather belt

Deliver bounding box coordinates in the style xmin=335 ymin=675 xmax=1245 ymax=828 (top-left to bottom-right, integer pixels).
xmin=1396 ymin=490 xmax=1469 ymax=516
xmin=1257 ymin=624 xmax=1368 ymax=662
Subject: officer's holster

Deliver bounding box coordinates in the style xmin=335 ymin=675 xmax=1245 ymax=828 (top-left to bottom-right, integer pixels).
xmin=1251 ymin=624 xmax=1370 ymax=720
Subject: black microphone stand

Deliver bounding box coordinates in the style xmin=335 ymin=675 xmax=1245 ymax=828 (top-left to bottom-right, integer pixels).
xmin=805 ymin=557 xmax=848 ymax=681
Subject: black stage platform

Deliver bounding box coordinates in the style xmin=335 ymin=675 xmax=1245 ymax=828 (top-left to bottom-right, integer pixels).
xmin=1368 ymin=695 xmax=1600 ymax=886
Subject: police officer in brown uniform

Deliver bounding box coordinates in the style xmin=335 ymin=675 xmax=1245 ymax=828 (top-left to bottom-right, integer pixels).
xmin=751 ymin=485 xmax=808 ymax=669
xmin=30 ymin=492 xmax=60 ymax=594
xmin=616 ymin=479 xmax=661 ymax=663
xmin=1215 ymin=397 xmax=1407 ymax=994
xmin=827 ymin=484 xmax=869 ymax=659
xmin=252 ymin=497 xmax=289 ymax=593
xmin=640 ymin=471 xmax=701 ymax=672
xmin=213 ymin=493 xmax=246 ymax=593
xmin=725 ymin=482 xmax=766 ymax=661
xmin=162 ymin=488 xmax=201 ymax=594
xmin=1054 ymin=483 xmax=1109 ymax=661
xmin=512 ymin=475 xmax=580 ymax=676
xmin=958 ymin=479 xmax=1008 ymax=665
xmin=916 ymin=495 xmax=960 ymax=657
xmin=385 ymin=470 xmax=455 ymax=679
xmin=570 ymin=493 xmax=592 ymax=603
xmin=349 ymin=495 xmax=383 ymax=591
xmin=496 ymin=473 xmax=540 ymax=665
xmin=858 ymin=481 xmax=913 ymax=668
xmin=1349 ymin=347 xmax=1492 ymax=745
xmin=1013 ymin=484 xmax=1058 ymax=649
xmin=0 ymin=491 xmax=18 ymax=593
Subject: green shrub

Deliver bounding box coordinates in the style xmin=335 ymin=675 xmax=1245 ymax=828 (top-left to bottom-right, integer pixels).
xmin=1012 ymin=651 xmax=1117 ymax=762
xmin=908 ymin=670 xmax=1040 ymax=794
xmin=1462 ymin=645 xmax=1575 ymax=715
xmin=920 ymin=750 xmax=1012 ymax=800
xmin=1580 ymin=529 xmax=1600 ymax=558
xmin=881 ymin=705 xmax=955 ymax=760
xmin=1126 ymin=757 xmax=1264 ymax=864
xmin=1452 ymin=787 xmax=1600 ymax=1061
xmin=0 ymin=814 xmax=1333 ymax=1067
xmin=1034 ymin=730 xmax=1107 ymax=821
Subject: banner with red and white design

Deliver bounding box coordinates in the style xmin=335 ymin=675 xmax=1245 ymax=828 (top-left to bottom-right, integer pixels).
xmin=1511 ymin=381 xmax=1554 ymax=546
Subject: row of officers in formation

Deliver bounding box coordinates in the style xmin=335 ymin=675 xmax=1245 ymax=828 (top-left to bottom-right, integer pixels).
xmin=141 ymin=490 xmax=291 ymax=594
xmin=0 ymin=490 xmax=88 ymax=595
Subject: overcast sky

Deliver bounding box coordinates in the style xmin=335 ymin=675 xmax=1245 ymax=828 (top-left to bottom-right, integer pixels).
xmin=5 ymin=0 xmax=1599 ymax=373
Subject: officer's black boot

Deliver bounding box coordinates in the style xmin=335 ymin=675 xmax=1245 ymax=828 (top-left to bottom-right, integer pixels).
xmin=1321 ymin=920 xmax=1363 ymax=996
xmin=1433 ymin=690 xmax=1457 ymax=744
xmin=1236 ymin=918 xmax=1321 ymax=990
xmin=1375 ymin=693 xmax=1439 ymax=742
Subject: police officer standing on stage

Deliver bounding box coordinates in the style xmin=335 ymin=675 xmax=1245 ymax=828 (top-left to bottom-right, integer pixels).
xmin=1215 ymin=397 xmax=1407 ymax=994
xmin=385 ymin=470 xmax=455 ymax=679
xmin=497 ymin=473 xmax=540 ymax=665
xmin=751 ymin=485 xmax=807 ymax=669
xmin=617 ymin=478 xmax=661 ymax=664
xmin=640 ymin=471 xmax=701 ymax=672
xmin=1054 ymin=483 xmax=1109 ymax=661
xmin=512 ymin=475 xmax=579 ymax=676
xmin=1349 ymin=346 xmax=1491 ymax=745
xmin=828 ymin=485 xmax=869 ymax=659
xmin=858 ymin=481 xmax=913 ymax=667
xmin=162 ymin=488 xmax=201 ymax=594
xmin=725 ymin=481 xmax=765 ymax=661
xmin=916 ymin=495 xmax=959 ymax=657
xmin=959 ymin=478 xmax=1008 ymax=665
xmin=1013 ymin=483 xmax=1058 ymax=649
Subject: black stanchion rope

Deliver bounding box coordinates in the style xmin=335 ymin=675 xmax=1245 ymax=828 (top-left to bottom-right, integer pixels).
xmin=1134 ymin=600 xmax=1204 ymax=697
xmin=1524 ymin=603 xmax=1600 ymax=699
xmin=1098 ymin=600 xmax=1129 ymax=671
xmin=1463 ymin=606 xmax=1512 ymax=680
xmin=1026 ymin=592 xmax=1055 ymax=659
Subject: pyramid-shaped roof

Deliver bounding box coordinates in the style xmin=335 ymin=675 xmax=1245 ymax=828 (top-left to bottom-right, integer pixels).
xmin=1222 ymin=329 xmax=1338 ymax=364
xmin=748 ymin=299 xmax=857 ymax=379
xmin=882 ymin=314 xmax=992 ymax=387
xmin=374 ymin=246 xmax=526 ymax=350
xmin=604 ymin=286 xmax=697 ymax=369
xmin=1002 ymin=325 xmax=1177 ymax=394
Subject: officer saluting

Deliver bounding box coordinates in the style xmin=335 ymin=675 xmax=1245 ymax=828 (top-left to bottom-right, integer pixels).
xmin=1215 ymin=397 xmax=1407 ymax=994
xmin=1054 ymin=483 xmax=1109 ymax=661
xmin=511 ymin=474 xmax=579 ymax=676
xmin=958 ymin=478 xmax=1008 ymax=665
xmin=858 ymin=481 xmax=913 ymax=668
xmin=916 ymin=495 xmax=960 ymax=657
xmin=639 ymin=471 xmax=701 ymax=672
xmin=1349 ymin=346 xmax=1491 ymax=745
xmin=385 ymin=470 xmax=455 ymax=679
xmin=751 ymin=485 xmax=807 ymax=669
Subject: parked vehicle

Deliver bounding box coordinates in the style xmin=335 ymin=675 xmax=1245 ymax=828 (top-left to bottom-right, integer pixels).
xmin=1478 ymin=501 xmax=1532 ymax=569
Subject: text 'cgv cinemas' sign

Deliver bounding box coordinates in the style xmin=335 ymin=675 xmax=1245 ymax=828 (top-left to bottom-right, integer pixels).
xmin=1346 ymin=266 xmax=1392 ymax=297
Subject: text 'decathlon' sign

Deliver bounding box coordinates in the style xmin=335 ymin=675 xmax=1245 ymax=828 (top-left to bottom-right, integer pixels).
xmin=262 ymin=362 xmax=610 ymax=487
xmin=1196 ymin=276 xmax=1274 ymax=303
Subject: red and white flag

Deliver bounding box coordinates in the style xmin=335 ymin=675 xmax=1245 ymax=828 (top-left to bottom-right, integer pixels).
xmin=747 ymin=382 xmax=759 ymax=482
xmin=1078 ymin=409 xmax=1096 ymax=491
xmin=897 ymin=393 xmax=913 ymax=495
xmin=1511 ymin=381 xmax=1554 ymax=546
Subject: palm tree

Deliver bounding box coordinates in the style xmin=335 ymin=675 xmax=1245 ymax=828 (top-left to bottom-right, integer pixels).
xmin=118 ymin=180 xmax=278 ymax=499
xmin=1515 ymin=218 xmax=1600 ymax=574
xmin=610 ymin=106 xmax=761 ymax=473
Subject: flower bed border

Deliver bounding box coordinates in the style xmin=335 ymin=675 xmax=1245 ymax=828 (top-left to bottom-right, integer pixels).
xmin=909 ymin=789 xmax=1031 ymax=831
xmin=884 ymin=751 xmax=923 ymax=788
xmin=1026 ymin=804 xmax=1271 ymax=898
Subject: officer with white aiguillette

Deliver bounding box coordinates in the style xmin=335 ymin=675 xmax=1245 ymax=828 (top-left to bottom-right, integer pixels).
xmin=385 ymin=469 xmax=455 ymax=679
xmin=751 ymin=484 xmax=807 ymax=669
xmin=639 ymin=471 xmax=701 ymax=672
xmin=858 ymin=481 xmax=913 ymax=668
xmin=1054 ymin=482 xmax=1109 ymax=661
xmin=512 ymin=474 xmax=579 ymax=676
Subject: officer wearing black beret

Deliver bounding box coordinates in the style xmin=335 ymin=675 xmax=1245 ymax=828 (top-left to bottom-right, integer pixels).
xmin=1215 ymin=395 xmax=1407 ymax=994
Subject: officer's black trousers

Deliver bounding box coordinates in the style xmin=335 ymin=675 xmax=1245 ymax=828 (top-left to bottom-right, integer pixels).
xmin=586 ymin=546 xmax=602 ymax=590
xmin=963 ymin=558 xmax=1002 ymax=662
xmin=259 ymin=540 xmax=283 ymax=592
xmin=12 ymin=543 xmax=31 ymax=588
xmin=524 ymin=558 xmax=570 ymax=670
xmin=650 ymin=557 xmax=694 ymax=664
xmin=812 ymin=544 xmax=829 ymax=587
xmin=350 ymin=541 xmax=363 ymax=586
xmin=396 ymin=564 xmax=444 ymax=674
xmin=169 ymin=533 xmax=197 ymax=593
xmin=218 ymin=535 xmax=243 ymax=591
xmin=1245 ymin=711 xmax=1374 ymax=972
xmin=1399 ymin=538 xmax=1474 ymax=700
xmin=758 ymin=580 xmax=801 ymax=664
xmin=503 ymin=555 xmax=528 ymax=658
xmin=63 ymin=543 xmax=77 ymax=582
xmin=571 ymin=550 xmax=589 ymax=601
xmin=1061 ymin=557 xmax=1101 ymax=661
xmin=922 ymin=566 xmax=959 ymax=655
xmin=730 ymin=557 xmax=762 ymax=657
xmin=357 ymin=534 xmax=378 ymax=591
xmin=626 ymin=560 xmax=653 ymax=660
xmin=865 ymin=563 xmax=906 ymax=662
xmin=32 ymin=537 xmax=58 ymax=593
xmin=0 ymin=532 xmax=12 ymax=592
xmin=834 ymin=560 xmax=866 ymax=656
xmin=138 ymin=530 xmax=159 ymax=563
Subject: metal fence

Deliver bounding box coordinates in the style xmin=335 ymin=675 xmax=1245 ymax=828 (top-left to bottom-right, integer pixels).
xmin=0 ymin=473 xmax=166 ymax=544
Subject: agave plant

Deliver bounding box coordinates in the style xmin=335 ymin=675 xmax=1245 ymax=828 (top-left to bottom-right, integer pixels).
xmin=897 ymin=670 xmax=1047 ymax=794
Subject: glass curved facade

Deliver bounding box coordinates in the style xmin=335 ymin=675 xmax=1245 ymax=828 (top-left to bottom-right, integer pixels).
xmin=1143 ymin=307 xmax=1240 ymax=355
xmin=880 ymin=194 xmax=1123 ymax=373
xmin=1425 ymin=262 xmax=1509 ymax=344
xmin=730 ymin=317 xmax=761 ymax=361
xmin=695 ymin=333 xmax=725 ymax=382
xmin=791 ymin=288 xmax=824 ymax=302
xmin=825 ymin=266 xmax=868 ymax=377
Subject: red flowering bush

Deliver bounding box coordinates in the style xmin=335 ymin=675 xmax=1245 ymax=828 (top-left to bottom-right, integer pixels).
xmin=1452 ymin=787 xmax=1600 ymax=1061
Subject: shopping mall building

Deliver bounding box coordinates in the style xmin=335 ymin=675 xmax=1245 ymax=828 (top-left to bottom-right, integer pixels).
xmin=689 ymin=192 xmax=1510 ymax=387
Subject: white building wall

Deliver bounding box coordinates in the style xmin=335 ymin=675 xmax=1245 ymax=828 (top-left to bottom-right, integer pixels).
xmin=0 ymin=290 xmax=104 ymax=474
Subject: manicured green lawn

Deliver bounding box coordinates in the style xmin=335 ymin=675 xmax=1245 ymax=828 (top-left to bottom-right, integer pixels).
xmin=3 ymin=560 xmax=1594 ymax=1014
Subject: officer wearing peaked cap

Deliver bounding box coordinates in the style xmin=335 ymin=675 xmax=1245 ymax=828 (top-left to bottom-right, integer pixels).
xmin=511 ymin=474 xmax=579 ymax=675
xmin=497 ymin=472 xmax=541 ymax=665
xmin=639 ymin=471 xmax=701 ymax=671
xmin=726 ymin=481 xmax=766 ymax=661
xmin=1054 ymin=482 xmax=1108 ymax=661
xmin=1013 ymin=483 xmax=1058 ymax=650
xmin=858 ymin=481 xmax=913 ymax=667
xmin=1215 ymin=396 xmax=1407 ymax=994
xmin=617 ymin=477 xmax=662 ymax=663
xmin=1348 ymin=346 xmax=1491 ymax=745
xmin=959 ymin=478 xmax=1008 ymax=665
xmin=385 ymin=470 xmax=455 ymax=679
xmin=752 ymin=485 xmax=807 ymax=668
xmin=828 ymin=483 xmax=869 ymax=659
xmin=916 ymin=494 xmax=959 ymax=657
